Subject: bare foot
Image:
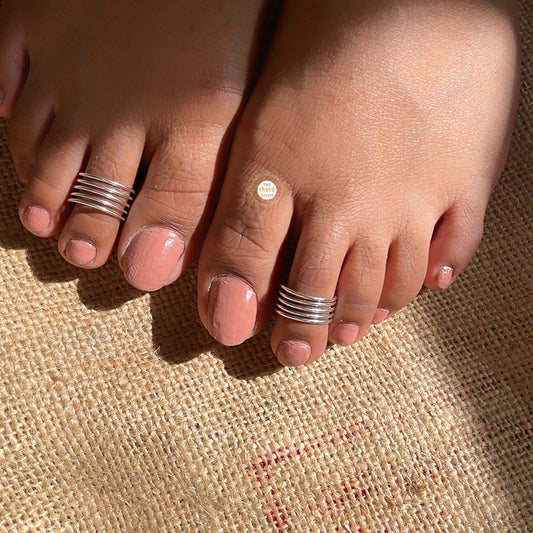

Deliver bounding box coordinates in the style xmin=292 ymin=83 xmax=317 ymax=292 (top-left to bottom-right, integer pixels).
xmin=197 ymin=0 xmax=519 ymax=364
xmin=0 ymin=0 xmax=266 ymax=290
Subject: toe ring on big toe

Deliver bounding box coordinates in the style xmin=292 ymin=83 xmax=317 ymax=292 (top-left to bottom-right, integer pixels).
xmin=276 ymin=284 xmax=337 ymax=324
xmin=68 ymin=172 xmax=135 ymax=222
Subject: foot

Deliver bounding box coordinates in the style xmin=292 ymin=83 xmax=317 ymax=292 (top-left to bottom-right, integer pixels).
xmin=197 ymin=0 xmax=519 ymax=363
xmin=0 ymin=0 xmax=265 ymax=290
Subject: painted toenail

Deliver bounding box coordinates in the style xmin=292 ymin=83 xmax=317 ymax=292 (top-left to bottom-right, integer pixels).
xmin=121 ymin=226 xmax=184 ymax=292
xmin=276 ymin=340 xmax=311 ymax=367
xmin=22 ymin=206 xmax=50 ymax=233
xmin=207 ymin=276 xmax=257 ymax=346
xmin=16 ymin=160 xmax=34 ymax=183
xmin=64 ymin=240 xmax=97 ymax=266
xmin=436 ymin=266 xmax=454 ymax=290
xmin=331 ymin=322 xmax=360 ymax=346
xmin=372 ymin=308 xmax=389 ymax=325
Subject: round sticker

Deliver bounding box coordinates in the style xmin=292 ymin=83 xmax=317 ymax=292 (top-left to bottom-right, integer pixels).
xmin=257 ymin=180 xmax=277 ymax=200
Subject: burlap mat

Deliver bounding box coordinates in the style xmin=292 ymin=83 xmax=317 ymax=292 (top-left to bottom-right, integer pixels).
xmin=1 ymin=4 xmax=531 ymax=532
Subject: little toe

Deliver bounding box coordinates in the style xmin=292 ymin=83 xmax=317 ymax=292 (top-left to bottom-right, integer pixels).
xmin=271 ymin=224 xmax=349 ymax=366
xmin=58 ymin=128 xmax=145 ymax=268
xmin=425 ymin=203 xmax=485 ymax=291
xmin=328 ymin=237 xmax=388 ymax=346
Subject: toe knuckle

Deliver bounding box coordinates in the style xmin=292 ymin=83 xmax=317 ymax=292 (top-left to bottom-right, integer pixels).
xmin=146 ymin=169 xmax=197 ymax=195
xmin=402 ymin=245 xmax=426 ymax=281
xmin=295 ymin=262 xmax=338 ymax=294
xmin=216 ymin=216 xmax=274 ymax=259
xmin=29 ymin=170 xmax=65 ymax=197
xmin=348 ymin=240 xmax=387 ymax=289
xmin=453 ymin=204 xmax=485 ymax=252
xmin=356 ymin=241 xmax=385 ymax=272
xmin=291 ymin=233 xmax=348 ymax=294
xmin=143 ymin=163 xmax=210 ymax=224
xmin=386 ymin=279 xmax=423 ymax=311
xmin=42 ymin=122 xmax=78 ymax=156
xmin=395 ymin=279 xmax=422 ymax=302
xmin=206 ymin=82 xmax=245 ymax=110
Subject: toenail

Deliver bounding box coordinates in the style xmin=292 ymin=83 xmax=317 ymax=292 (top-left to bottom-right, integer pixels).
xmin=276 ymin=340 xmax=311 ymax=367
xmin=121 ymin=226 xmax=185 ymax=292
xmin=436 ymin=266 xmax=454 ymax=290
xmin=207 ymin=275 xmax=257 ymax=346
xmin=64 ymin=239 xmax=97 ymax=266
xmin=22 ymin=206 xmax=50 ymax=233
xmin=16 ymin=160 xmax=34 ymax=183
xmin=372 ymin=308 xmax=390 ymax=325
xmin=331 ymin=322 xmax=360 ymax=346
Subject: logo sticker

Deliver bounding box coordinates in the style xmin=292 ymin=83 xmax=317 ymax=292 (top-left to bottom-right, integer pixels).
xmin=257 ymin=180 xmax=277 ymax=200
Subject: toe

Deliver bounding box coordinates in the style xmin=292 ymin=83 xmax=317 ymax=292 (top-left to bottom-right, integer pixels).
xmin=271 ymin=223 xmax=349 ymax=366
xmin=117 ymin=127 xmax=223 ymax=292
xmin=0 ymin=21 xmax=26 ymax=119
xmin=198 ymin=156 xmax=294 ymax=346
xmin=328 ymin=236 xmax=388 ymax=346
xmin=58 ymin=127 xmax=145 ymax=268
xmin=18 ymin=119 xmax=87 ymax=236
xmin=9 ymin=78 xmax=55 ymax=183
xmin=376 ymin=229 xmax=432 ymax=320
xmin=425 ymin=203 xmax=485 ymax=291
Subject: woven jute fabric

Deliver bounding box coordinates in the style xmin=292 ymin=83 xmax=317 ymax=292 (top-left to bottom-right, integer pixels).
xmin=1 ymin=6 xmax=532 ymax=533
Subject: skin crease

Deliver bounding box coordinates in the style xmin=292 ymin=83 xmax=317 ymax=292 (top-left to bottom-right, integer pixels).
xmin=0 ymin=0 xmax=519 ymax=365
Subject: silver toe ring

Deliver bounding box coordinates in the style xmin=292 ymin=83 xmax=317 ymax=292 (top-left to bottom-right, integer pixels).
xmin=68 ymin=172 xmax=135 ymax=221
xmin=276 ymin=284 xmax=337 ymax=324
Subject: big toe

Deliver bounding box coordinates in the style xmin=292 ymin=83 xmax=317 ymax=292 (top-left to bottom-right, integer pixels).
xmin=197 ymin=128 xmax=295 ymax=346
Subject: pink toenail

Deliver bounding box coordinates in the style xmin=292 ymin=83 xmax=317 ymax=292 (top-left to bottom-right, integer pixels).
xmin=64 ymin=239 xmax=97 ymax=266
xmin=331 ymin=322 xmax=360 ymax=346
xmin=207 ymin=276 xmax=257 ymax=346
xmin=276 ymin=340 xmax=311 ymax=367
xmin=436 ymin=266 xmax=454 ymax=290
xmin=121 ymin=226 xmax=184 ymax=292
xmin=22 ymin=206 xmax=50 ymax=233
xmin=372 ymin=308 xmax=389 ymax=325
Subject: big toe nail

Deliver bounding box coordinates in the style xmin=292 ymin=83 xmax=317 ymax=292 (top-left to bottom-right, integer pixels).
xmin=207 ymin=275 xmax=257 ymax=346
xmin=121 ymin=226 xmax=184 ymax=292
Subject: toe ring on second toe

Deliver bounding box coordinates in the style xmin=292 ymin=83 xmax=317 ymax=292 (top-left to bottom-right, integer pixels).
xmin=68 ymin=172 xmax=136 ymax=222
xmin=276 ymin=285 xmax=337 ymax=324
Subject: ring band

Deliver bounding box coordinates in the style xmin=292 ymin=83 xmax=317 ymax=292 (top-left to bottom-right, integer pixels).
xmin=68 ymin=173 xmax=135 ymax=221
xmin=276 ymin=285 xmax=337 ymax=324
